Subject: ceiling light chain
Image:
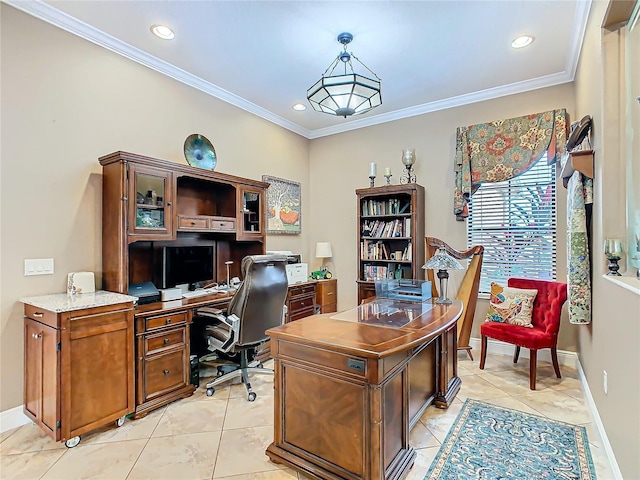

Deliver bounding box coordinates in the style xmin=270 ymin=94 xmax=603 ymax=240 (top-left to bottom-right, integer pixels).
xmin=307 ymin=32 xmax=382 ymax=118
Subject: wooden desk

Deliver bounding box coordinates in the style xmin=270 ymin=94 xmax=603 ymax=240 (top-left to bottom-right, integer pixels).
xmin=266 ymin=298 xmax=462 ymax=480
xmin=132 ymin=282 xmax=320 ymax=416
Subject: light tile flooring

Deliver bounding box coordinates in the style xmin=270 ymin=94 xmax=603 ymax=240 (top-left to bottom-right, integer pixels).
xmin=1 ymin=352 xmax=615 ymax=479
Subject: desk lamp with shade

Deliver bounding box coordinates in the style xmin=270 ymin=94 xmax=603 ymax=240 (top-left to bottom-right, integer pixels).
xmin=422 ymin=246 xmax=464 ymax=304
xmin=315 ymin=242 xmax=333 ymax=279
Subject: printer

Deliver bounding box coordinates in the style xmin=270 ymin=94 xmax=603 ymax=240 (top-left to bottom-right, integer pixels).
xmin=267 ymin=251 xmax=307 ymax=284
xmin=128 ymin=282 xmax=161 ymax=305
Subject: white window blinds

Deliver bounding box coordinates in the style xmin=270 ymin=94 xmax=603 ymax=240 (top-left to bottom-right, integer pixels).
xmin=467 ymin=159 xmax=557 ymax=294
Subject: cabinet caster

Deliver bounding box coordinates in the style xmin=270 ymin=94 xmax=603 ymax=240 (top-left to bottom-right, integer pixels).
xmin=65 ymin=436 xmax=81 ymax=448
xmin=116 ymin=416 xmax=126 ymax=427
xmin=206 ymin=387 xmax=215 ymax=396
xmin=248 ymin=392 xmax=257 ymax=402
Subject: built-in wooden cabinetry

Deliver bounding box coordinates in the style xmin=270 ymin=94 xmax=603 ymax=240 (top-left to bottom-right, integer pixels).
xmin=99 ymin=151 xmax=269 ymax=414
xmin=22 ymin=293 xmax=135 ymax=447
xmin=315 ymin=278 xmax=337 ymax=313
xmin=356 ymin=184 xmax=425 ymax=304
xmin=99 ymin=151 xmax=269 ymax=294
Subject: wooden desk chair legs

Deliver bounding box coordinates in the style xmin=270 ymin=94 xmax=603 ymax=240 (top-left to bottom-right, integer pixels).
xmin=425 ymin=237 xmax=484 ymax=360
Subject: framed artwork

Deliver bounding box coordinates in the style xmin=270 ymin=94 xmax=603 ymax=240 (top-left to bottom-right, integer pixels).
xmin=262 ymin=175 xmax=301 ymax=234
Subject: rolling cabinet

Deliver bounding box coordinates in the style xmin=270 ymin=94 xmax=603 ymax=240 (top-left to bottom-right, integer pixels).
xmin=315 ymin=278 xmax=337 ymax=313
xmin=22 ymin=292 xmax=135 ymax=447
xmin=134 ymin=309 xmax=194 ymax=417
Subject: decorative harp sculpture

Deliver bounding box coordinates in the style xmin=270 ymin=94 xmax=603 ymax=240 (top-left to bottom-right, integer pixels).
xmin=424 ymin=237 xmax=483 ymax=360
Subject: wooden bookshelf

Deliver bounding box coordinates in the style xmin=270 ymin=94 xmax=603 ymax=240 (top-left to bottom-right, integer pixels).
xmin=355 ymin=184 xmax=425 ymax=303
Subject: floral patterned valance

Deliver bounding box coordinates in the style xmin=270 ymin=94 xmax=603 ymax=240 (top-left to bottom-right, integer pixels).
xmin=454 ymin=109 xmax=569 ymax=220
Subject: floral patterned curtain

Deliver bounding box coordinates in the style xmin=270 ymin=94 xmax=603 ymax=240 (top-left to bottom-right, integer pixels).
xmin=567 ymin=168 xmax=593 ymax=324
xmin=454 ymin=109 xmax=569 ymax=220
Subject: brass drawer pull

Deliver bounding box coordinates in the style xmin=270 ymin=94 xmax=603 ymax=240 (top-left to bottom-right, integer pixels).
xmin=33 ymin=312 xmax=44 ymax=318
xmin=163 ymin=369 xmax=170 ymax=375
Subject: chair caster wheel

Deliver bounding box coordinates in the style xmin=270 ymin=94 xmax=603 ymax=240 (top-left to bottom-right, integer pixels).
xmin=248 ymin=392 xmax=257 ymax=402
xmin=65 ymin=436 xmax=81 ymax=448
xmin=206 ymin=387 xmax=215 ymax=396
xmin=116 ymin=416 xmax=126 ymax=427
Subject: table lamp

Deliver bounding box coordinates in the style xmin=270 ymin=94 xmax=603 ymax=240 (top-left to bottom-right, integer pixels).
xmin=316 ymin=242 xmax=333 ymax=275
xmin=422 ymin=246 xmax=464 ymax=304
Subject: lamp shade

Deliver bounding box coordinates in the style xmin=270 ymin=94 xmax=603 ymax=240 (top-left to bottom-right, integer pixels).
xmin=316 ymin=242 xmax=333 ymax=259
xmin=422 ymin=247 xmax=464 ymax=271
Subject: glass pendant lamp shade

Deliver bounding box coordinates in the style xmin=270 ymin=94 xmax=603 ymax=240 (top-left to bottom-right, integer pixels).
xmin=307 ymin=33 xmax=382 ymax=118
xmin=307 ymin=74 xmax=381 ymax=117
xmin=422 ymin=246 xmax=464 ymax=304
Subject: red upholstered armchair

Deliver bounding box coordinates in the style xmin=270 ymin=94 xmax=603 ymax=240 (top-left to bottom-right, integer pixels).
xmin=479 ymin=278 xmax=568 ymax=390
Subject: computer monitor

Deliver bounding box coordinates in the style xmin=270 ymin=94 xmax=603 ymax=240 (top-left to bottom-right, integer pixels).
xmin=162 ymin=245 xmax=214 ymax=289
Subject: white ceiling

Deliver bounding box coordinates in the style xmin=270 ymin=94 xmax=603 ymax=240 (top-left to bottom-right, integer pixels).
xmin=7 ymin=0 xmax=591 ymax=139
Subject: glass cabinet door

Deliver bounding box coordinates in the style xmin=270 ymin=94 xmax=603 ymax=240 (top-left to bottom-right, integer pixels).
xmin=128 ymin=165 xmax=174 ymax=239
xmin=238 ymin=188 xmax=263 ymax=240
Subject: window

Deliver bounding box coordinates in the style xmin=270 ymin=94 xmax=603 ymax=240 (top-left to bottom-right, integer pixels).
xmin=467 ymin=158 xmax=556 ymax=294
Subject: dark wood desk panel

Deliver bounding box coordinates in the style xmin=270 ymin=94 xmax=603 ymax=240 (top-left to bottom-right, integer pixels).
xmin=266 ymin=299 xmax=462 ymax=480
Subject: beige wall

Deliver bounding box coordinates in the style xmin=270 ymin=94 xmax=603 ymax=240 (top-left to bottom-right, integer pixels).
xmin=3 ymin=3 xmax=639 ymax=477
xmin=573 ymin=1 xmax=640 ymax=478
xmin=309 ymin=85 xmax=576 ymax=348
xmin=0 ymin=5 xmax=309 ymax=411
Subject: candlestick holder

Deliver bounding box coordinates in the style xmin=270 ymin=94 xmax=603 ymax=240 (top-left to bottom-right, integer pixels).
xmin=384 ymin=174 xmax=392 ymax=185
xmin=604 ymin=238 xmax=624 ymax=276
xmin=400 ymin=148 xmax=417 ymax=184
xmin=369 ymin=175 xmax=376 ymax=187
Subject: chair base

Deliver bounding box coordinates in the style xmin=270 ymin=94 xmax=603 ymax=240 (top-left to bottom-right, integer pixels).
xmin=204 ymin=349 xmax=273 ymax=401
xmin=479 ymin=335 xmax=561 ymax=390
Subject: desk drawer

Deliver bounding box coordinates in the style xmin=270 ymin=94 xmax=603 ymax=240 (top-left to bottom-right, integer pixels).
xmin=24 ymin=304 xmax=58 ymax=329
xmin=143 ymin=350 xmax=186 ymax=400
xmin=289 ymin=306 xmax=316 ymax=322
xmin=178 ymin=215 xmax=209 ymax=230
xmin=289 ymin=284 xmax=316 ymax=298
xmin=289 ymin=296 xmax=315 ymax=313
xmin=209 ymin=216 xmax=235 ymax=232
xmin=144 ymin=327 xmax=185 ymax=356
xmin=145 ymin=311 xmax=187 ymax=332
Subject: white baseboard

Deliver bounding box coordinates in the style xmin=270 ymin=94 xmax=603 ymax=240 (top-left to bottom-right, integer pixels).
xmin=576 ymin=361 xmax=623 ymax=480
xmin=468 ymin=336 xmax=621 ymax=479
xmin=0 ymin=405 xmax=31 ymax=434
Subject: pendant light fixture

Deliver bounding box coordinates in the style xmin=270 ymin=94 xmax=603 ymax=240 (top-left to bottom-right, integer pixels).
xmin=307 ymin=33 xmax=382 ymax=118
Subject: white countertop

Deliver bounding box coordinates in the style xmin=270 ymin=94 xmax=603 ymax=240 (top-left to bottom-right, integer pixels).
xmin=20 ymin=290 xmax=137 ymax=313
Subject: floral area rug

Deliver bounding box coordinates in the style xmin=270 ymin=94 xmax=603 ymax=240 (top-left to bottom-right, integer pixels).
xmin=425 ymin=399 xmax=596 ymax=479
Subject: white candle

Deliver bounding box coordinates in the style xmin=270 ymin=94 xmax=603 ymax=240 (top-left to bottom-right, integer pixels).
xmin=370 ymin=163 xmax=377 ymax=177
xmin=384 ymin=167 xmax=391 ymax=176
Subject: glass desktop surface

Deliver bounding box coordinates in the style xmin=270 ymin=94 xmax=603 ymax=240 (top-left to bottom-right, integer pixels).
xmin=331 ymin=298 xmax=433 ymax=328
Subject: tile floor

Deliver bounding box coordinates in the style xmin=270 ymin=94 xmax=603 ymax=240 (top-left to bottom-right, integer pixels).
xmin=1 ymin=352 xmax=615 ymax=479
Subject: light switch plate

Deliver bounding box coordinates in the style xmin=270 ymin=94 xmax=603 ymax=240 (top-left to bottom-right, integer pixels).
xmin=24 ymin=258 xmax=54 ymax=276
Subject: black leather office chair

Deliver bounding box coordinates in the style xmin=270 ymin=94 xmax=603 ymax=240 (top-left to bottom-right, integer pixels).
xmin=196 ymin=254 xmax=288 ymax=401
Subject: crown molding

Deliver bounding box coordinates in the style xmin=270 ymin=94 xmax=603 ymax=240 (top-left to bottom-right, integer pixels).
xmin=3 ymin=0 xmax=312 ymax=139
xmin=308 ymin=71 xmax=573 ymax=139
xmin=4 ymin=0 xmax=589 ymax=140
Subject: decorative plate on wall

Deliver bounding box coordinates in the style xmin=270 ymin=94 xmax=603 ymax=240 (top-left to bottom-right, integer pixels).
xmin=184 ymin=134 xmax=217 ymax=170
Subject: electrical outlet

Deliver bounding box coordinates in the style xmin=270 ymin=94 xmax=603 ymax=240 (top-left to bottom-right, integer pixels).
xmin=603 ymin=370 xmax=608 ymax=394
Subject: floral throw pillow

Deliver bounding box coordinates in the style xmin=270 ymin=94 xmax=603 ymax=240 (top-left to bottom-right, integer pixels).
xmin=485 ymin=282 xmax=538 ymax=327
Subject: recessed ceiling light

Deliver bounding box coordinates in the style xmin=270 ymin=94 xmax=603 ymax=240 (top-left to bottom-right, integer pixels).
xmin=292 ymin=103 xmax=307 ymax=111
xmin=511 ymin=35 xmax=534 ymax=49
xmin=151 ymin=25 xmax=175 ymax=40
